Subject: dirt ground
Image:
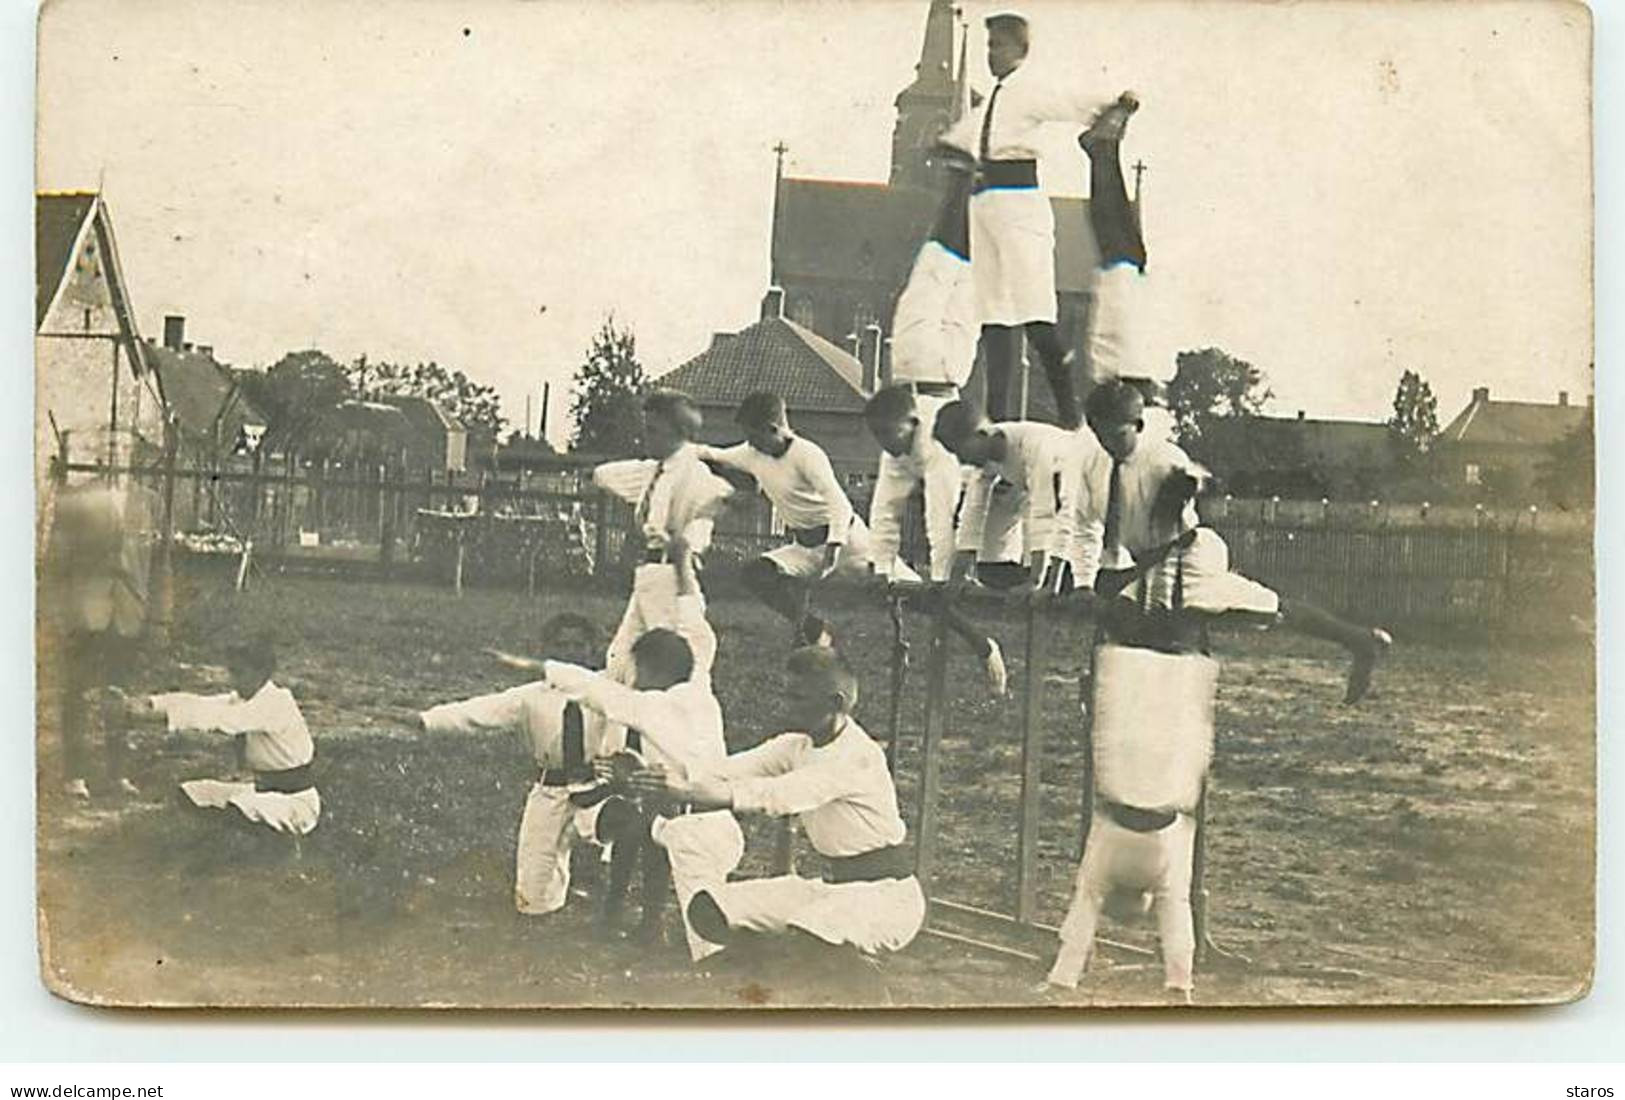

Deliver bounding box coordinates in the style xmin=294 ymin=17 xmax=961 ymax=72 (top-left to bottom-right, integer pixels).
xmin=35 ymin=570 xmax=1595 ymax=1010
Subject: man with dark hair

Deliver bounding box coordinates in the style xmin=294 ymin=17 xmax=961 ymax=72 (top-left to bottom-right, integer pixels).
xmin=864 ymin=385 xmax=1008 ymax=696
xmin=933 ymin=397 xmax=1101 ymax=594
xmin=1074 ymin=88 xmax=1178 ymax=442
xmin=632 ymin=646 xmax=924 ymax=1001
xmin=122 ymin=631 xmax=321 ymax=835
xmin=589 ymin=387 xmax=733 ymax=752
xmin=935 ymin=9 xmax=1137 ymax=428
xmin=700 ymin=391 xmax=921 ymax=646
xmin=1079 ymin=380 xmax=1392 ymax=703
xmin=543 ymin=540 xmax=743 ymax=957
xmin=421 ymin=613 xmax=605 ymax=916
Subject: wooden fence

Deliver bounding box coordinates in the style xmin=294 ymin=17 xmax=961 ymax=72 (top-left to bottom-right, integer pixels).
xmin=51 ymin=454 xmax=1592 ymax=632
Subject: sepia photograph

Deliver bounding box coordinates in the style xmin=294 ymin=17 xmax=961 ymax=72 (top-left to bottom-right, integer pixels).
xmin=32 ymin=0 xmax=1593 ymax=1010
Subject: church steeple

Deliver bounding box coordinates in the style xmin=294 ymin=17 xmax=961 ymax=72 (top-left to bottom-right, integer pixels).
xmin=889 ymin=0 xmax=962 ymax=190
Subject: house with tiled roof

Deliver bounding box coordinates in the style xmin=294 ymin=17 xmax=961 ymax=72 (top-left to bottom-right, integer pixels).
xmin=143 ymin=316 xmax=266 ymax=466
xmin=1196 ymin=410 xmax=1401 ymax=500
xmin=657 ymin=288 xmax=879 ymax=479
xmin=1432 ymin=386 xmax=1591 ymax=502
xmin=35 ymin=191 xmax=164 ymax=508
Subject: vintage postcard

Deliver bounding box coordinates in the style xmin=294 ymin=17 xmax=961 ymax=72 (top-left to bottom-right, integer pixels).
xmin=33 ymin=0 xmax=1593 ymax=1009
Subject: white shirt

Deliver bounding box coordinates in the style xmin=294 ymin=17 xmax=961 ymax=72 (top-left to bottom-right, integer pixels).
xmin=716 ymin=718 xmax=906 ymax=858
xmin=542 ymin=594 xmax=724 ymax=778
xmin=870 ymin=418 xmax=963 ymax=583
xmin=151 ymin=680 xmax=313 ymax=773
xmin=592 ymin=443 xmax=733 ymax=553
xmin=420 ymin=681 xmax=594 ymax=770
xmin=955 ymin=421 xmax=1086 ymax=560
xmin=890 ymin=240 xmax=978 ymax=388
xmin=1078 ymin=435 xmax=1206 ymax=577
xmin=699 ymin=436 xmax=854 ymax=540
xmin=942 ymin=62 xmax=1117 ymax=168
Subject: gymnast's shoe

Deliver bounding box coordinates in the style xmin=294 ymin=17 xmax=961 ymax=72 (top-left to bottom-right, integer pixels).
xmin=1078 ymin=91 xmax=1140 ymax=152
xmin=1344 ymin=627 xmax=1394 ymax=705
xmin=984 ymin=638 xmax=1009 ymax=698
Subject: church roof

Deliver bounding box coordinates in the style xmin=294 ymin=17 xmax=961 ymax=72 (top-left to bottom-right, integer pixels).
xmin=772 ymin=177 xmax=1098 ymax=296
xmin=658 ymin=315 xmax=870 ymax=414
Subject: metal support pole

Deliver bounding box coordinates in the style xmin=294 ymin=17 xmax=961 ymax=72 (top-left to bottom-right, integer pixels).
xmin=912 ymin=595 xmax=951 ymax=892
xmin=1014 ymin=595 xmax=1045 ymax=924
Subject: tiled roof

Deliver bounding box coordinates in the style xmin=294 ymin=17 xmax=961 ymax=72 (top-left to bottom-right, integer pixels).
xmin=36 ymin=192 xmax=97 ymax=329
xmin=1202 ymin=415 xmax=1396 ymax=468
xmin=772 ymin=177 xmax=1096 ymax=294
xmin=658 ymin=315 xmax=870 ymax=414
xmin=1439 ymin=396 xmax=1589 ymax=448
xmin=378 ymin=394 xmax=465 ymax=435
xmin=146 ymin=343 xmax=266 ymax=443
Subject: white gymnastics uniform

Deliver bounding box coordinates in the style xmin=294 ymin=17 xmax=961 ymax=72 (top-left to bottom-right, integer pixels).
xmin=420 ymin=682 xmax=605 ymax=916
xmin=1048 ymin=645 xmax=1218 ymax=993
xmin=940 ymin=63 xmax=1118 ymax=325
xmin=954 ymin=421 xmax=1089 ymax=575
xmin=155 ymin=681 xmax=320 ymax=836
xmin=704 ymin=718 xmax=926 ymax=956
xmin=1076 ymin=436 xmax=1280 ymax=616
xmin=544 ymin=593 xmax=744 ymax=963
xmin=698 ymin=438 xmax=917 ymax=583
xmin=591 ymin=446 xmax=733 ymax=748
xmin=868 ymin=234 xmax=984 ymax=585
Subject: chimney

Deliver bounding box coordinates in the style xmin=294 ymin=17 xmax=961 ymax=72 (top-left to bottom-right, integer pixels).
xmin=1558 ymin=390 xmax=1570 ymax=407
xmin=881 ymin=336 xmax=895 ymax=388
xmin=760 ymin=286 xmax=785 ymax=321
xmin=1296 ymin=409 xmax=1306 ymax=421
xmin=197 ymin=344 xmax=214 ymax=358
xmin=860 ymin=324 xmax=882 ymax=393
xmin=163 ymin=314 xmax=186 ymax=351
xmin=1472 ymin=386 xmax=1490 ymax=404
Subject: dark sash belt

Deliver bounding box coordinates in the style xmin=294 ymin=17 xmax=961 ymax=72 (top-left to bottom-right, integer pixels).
xmin=973 ymin=159 xmax=1039 ymax=192
xmin=789 ymin=523 xmax=832 ymax=548
xmin=824 ymin=843 xmax=914 ymax=884
xmin=255 ymin=762 xmax=315 ymax=795
xmin=1102 ymin=800 xmax=1178 ymax=834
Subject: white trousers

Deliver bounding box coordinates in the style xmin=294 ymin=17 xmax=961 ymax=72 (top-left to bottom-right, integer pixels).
xmin=970 ymin=188 xmax=1057 ymax=326
xmin=868 ymin=391 xmax=963 ymax=584
xmin=513 ymin=783 xmax=605 ymax=915
xmin=180 ymin=778 xmax=321 ymax=837
xmin=651 ymin=810 xmax=747 ymax=961
xmin=598 ymin=563 xmax=699 ymax=751
xmin=763 ymin=515 xmax=921 ymax=584
xmin=1121 ymin=528 xmax=1280 ymax=617
xmin=707 ymin=872 xmax=926 ymax=956
xmin=1048 ymin=810 xmax=1198 ymax=992
xmin=1086 ymin=264 xmax=1161 ymax=385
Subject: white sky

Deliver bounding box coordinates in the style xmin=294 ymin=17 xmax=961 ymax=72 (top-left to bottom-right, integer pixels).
xmin=37 ymin=0 xmax=1592 ymax=441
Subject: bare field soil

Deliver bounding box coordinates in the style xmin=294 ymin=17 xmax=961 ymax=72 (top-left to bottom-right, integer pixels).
xmin=36 ymin=572 xmax=1595 ymax=1009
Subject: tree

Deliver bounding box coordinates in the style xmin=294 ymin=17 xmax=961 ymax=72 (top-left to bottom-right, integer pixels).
xmin=351 ymin=357 xmax=507 ymax=437
xmin=1537 ymin=419 xmax=1595 ymax=509
xmin=236 ymin=349 xmax=353 ymax=458
xmin=569 ymin=316 xmax=648 ymax=455
xmin=1164 ymin=347 xmax=1272 ymax=448
xmin=1386 ymin=369 xmax=1440 ymax=467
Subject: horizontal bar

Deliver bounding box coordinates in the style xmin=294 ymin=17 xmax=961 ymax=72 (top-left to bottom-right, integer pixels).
xmin=928 ymin=897 xmax=1156 ymax=960
xmin=922 ymin=926 xmax=1043 ymax=964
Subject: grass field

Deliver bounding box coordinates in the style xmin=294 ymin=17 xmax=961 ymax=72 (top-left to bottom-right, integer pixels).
xmin=36 ymin=569 xmax=1595 ymax=1009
